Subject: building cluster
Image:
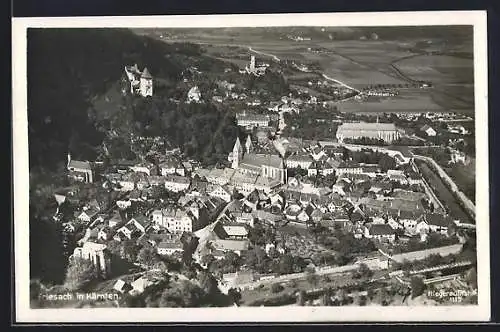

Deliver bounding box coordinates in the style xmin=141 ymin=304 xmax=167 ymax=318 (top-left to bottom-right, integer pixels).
xmin=239 ymin=55 xmax=268 ymax=76
xmin=123 ymin=64 xmax=153 ymax=97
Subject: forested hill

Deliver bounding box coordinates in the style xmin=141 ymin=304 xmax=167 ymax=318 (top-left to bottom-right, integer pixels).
xmin=27 ymin=28 xmax=197 ymax=171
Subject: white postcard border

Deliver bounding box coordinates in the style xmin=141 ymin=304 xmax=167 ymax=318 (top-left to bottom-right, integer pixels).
xmin=12 ymin=10 xmax=490 ymax=323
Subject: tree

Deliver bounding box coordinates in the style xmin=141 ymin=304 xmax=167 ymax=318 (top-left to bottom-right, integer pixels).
xmin=200 ymin=254 xmax=215 ymax=267
xmin=121 ymin=239 xmax=140 ymax=262
xmin=377 ymin=287 xmax=390 ymax=306
xmin=159 ymin=280 xmax=204 ymax=307
xmin=306 ymin=271 xmax=319 ymax=287
xmin=334 ymin=288 xmax=348 ymax=306
xmin=367 ymin=288 xmax=375 ymax=301
xmin=410 ymin=276 xmax=426 ymax=299
xmin=465 ymin=267 xmax=477 ymax=289
xmin=197 ymin=271 xmax=219 ymax=298
xmin=137 ymin=245 xmax=159 ymax=268
xmin=358 ymin=295 xmax=367 ymax=306
xmin=271 ymin=283 xmax=284 ymax=293
xmin=356 ymin=263 xmax=374 ymax=279
xmin=64 ymin=257 xmax=99 ymax=291
xmin=227 ymin=288 xmax=242 ymax=305
xmin=297 ymin=290 xmax=306 ymax=306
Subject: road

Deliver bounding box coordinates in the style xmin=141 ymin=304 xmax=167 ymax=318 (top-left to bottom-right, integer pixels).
xmin=237 ymin=263 xmax=360 ymax=290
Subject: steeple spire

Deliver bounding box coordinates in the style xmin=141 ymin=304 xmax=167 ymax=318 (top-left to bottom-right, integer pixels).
xmin=245 ymin=135 xmax=253 ymax=154
xmin=231 ymin=137 xmax=243 ymax=169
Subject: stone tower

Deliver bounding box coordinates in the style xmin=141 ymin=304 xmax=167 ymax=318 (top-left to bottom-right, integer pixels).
xmin=231 ymin=137 xmax=243 ymax=169
xmin=250 ymin=55 xmax=256 ymax=71
xmin=140 ymin=67 xmax=153 ymax=97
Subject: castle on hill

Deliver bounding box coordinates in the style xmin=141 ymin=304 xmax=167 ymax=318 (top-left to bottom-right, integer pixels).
xmin=123 ymin=64 xmax=153 ymax=97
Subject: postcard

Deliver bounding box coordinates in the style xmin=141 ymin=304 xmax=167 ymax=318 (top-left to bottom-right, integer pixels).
xmin=12 ymin=10 xmax=490 ymax=323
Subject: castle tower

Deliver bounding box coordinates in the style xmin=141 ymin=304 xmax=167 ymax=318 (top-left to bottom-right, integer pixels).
xmin=250 ymin=55 xmax=256 ymax=71
xmin=245 ymin=135 xmax=253 ymax=154
xmin=67 ymin=152 xmax=71 ymax=169
xmin=140 ymin=67 xmax=153 ymax=97
xmin=231 ymin=137 xmax=243 ymax=169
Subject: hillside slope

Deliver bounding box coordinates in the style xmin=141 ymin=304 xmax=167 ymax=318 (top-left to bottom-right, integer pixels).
xmin=27 ymin=28 xmax=191 ymax=170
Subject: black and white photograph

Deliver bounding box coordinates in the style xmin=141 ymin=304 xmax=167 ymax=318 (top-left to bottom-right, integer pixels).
xmin=12 ymin=11 xmax=490 ymax=322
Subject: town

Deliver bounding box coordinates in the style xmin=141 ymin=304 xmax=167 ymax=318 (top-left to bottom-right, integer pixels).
xmin=28 ymin=27 xmax=477 ymax=309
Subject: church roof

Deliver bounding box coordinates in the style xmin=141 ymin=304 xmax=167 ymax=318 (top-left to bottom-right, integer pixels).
xmin=234 ymin=137 xmax=242 ymax=151
xmin=68 ymin=160 xmax=92 ymax=171
xmin=245 ymin=135 xmax=253 ymax=148
xmin=240 ymin=154 xmax=283 ymax=169
xmin=141 ymin=67 xmax=152 ymax=79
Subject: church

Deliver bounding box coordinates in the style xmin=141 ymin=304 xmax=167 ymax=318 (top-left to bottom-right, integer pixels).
xmin=228 ymin=135 xmax=286 ymax=184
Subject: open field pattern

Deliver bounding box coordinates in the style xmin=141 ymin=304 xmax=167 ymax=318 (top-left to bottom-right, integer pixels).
xmin=152 ymin=33 xmax=475 ymax=113
xmin=336 ymin=89 xmax=444 ymax=113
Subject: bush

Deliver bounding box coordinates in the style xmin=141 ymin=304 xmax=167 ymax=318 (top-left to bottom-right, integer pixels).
xmin=271 ymin=283 xmax=284 ymax=293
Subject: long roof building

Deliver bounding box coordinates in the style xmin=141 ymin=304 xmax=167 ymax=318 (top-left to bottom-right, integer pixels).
xmin=336 ymin=122 xmax=400 ymax=143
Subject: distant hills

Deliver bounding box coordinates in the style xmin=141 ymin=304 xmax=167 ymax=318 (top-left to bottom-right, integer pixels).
xmin=135 ymin=25 xmax=472 ymax=46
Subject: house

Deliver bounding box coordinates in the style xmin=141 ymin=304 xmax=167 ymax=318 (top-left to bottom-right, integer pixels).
xmin=407 ymin=173 xmax=423 ymax=186
xmin=222 ymin=224 xmax=249 ymax=240
xmin=425 ymin=213 xmax=454 ymax=235
xmin=67 ymin=154 xmax=94 ymax=183
xmin=284 ymin=204 xmax=302 ymax=221
xmin=420 ymin=124 xmax=437 ymax=137
xmin=108 ymin=212 xmax=123 ymax=228
xmin=98 ymin=226 xmax=114 ymax=241
xmin=309 ymin=146 xmax=326 ymax=162
xmin=116 ymin=199 xmax=132 ymax=210
xmin=164 ymin=175 xmax=191 ymax=192
xmin=115 ymin=216 xmax=150 ymax=240
xmin=364 ymin=224 xmax=396 ymax=242
xmin=336 ymin=162 xmax=362 ymax=176
xmin=210 ymin=239 xmax=250 ymax=256
xmin=130 ymin=276 xmax=156 ymax=295
xmin=285 ymin=153 xmax=313 ymax=170
xmin=387 ymin=172 xmax=408 ymax=185
xmin=221 ymin=271 xmax=256 ymax=292
xmin=387 ymin=218 xmax=403 ymax=230
xmin=208 ymin=184 xmax=232 ymax=202
xmin=252 ymin=210 xmax=282 ymax=227
xmin=157 ymin=238 xmax=184 ymax=256
xmin=77 ymin=207 xmax=100 ymax=223
xmin=130 ymin=162 xmax=157 ymax=176
xmin=129 ymin=215 xmax=151 ymax=233
xmin=187 ymin=86 xmax=202 ymax=103
xmin=113 ymin=279 xmax=133 ymax=294
xmin=235 ymin=112 xmax=270 ymax=129
xmin=159 ymin=158 xmax=180 ymax=176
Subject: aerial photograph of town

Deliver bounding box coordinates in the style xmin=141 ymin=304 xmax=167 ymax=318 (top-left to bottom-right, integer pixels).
xmin=26 ymin=24 xmax=478 ymax=310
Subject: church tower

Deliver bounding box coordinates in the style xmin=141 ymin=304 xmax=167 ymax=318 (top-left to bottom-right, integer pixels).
xmin=231 ymin=137 xmax=243 ymax=169
xmin=140 ymin=67 xmax=153 ymax=97
xmin=245 ymin=135 xmax=253 ymax=154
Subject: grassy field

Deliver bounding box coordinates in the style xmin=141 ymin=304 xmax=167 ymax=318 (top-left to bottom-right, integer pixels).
xmin=445 ymin=160 xmax=476 ymax=202
xmin=415 ymin=159 xmax=473 ymax=224
xmin=336 ymin=89 xmax=443 ymax=113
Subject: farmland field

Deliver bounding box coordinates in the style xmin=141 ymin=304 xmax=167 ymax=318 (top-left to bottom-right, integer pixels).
xmin=336 ymin=89 xmax=443 ymax=114
xmin=136 ymin=28 xmax=475 ymax=114
xmin=395 ymin=55 xmax=473 ymax=83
